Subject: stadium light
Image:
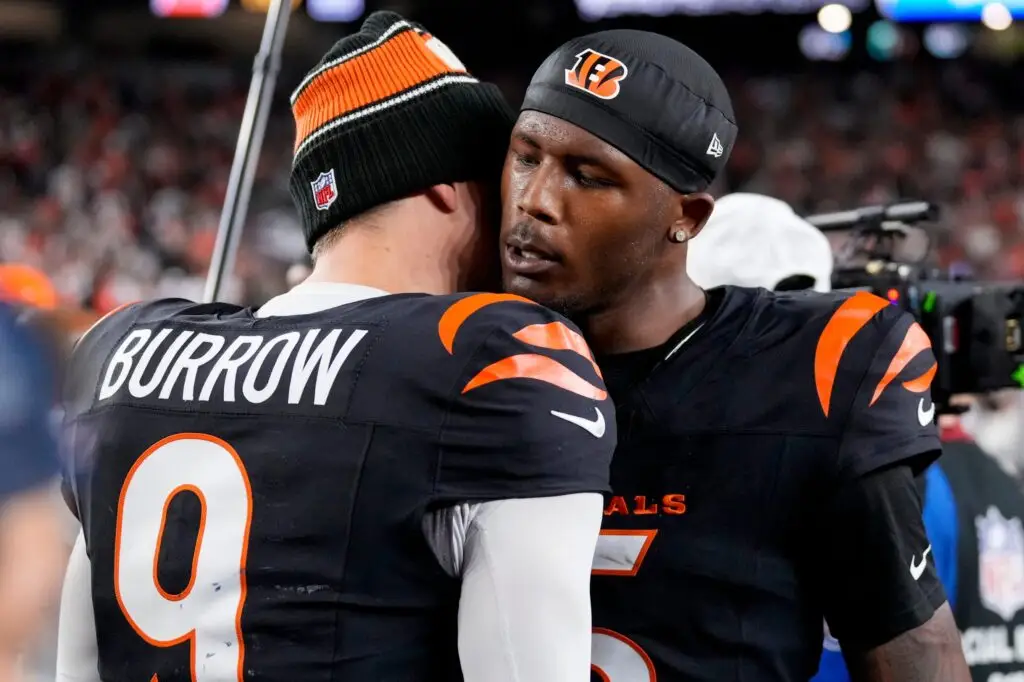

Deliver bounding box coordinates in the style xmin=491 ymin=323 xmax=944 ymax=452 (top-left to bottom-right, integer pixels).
xmin=923 ymin=24 xmax=969 ymax=58
xmin=151 ymin=0 xmax=228 ymax=18
xmin=818 ymin=3 xmax=853 ymax=33
xmin=799 ymin=24 xmax=852 ymax=60
xmin=866 ymin=19 xmax=900 ymax=59
xmin=981 ymin=2 xmax=1013 ymax=30
xmin=307 ymin=0 xmax=364 ymax=22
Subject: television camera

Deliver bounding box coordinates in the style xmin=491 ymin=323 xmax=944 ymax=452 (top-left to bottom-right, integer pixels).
xmin=804 ymin=201 xmax=1024 ymax=414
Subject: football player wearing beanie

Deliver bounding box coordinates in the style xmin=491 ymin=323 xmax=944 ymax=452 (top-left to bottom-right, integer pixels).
xmin=501 ymin=31 xmax=969 ymax=682
xmin=54 ymin=13 xmax=613 ymax=682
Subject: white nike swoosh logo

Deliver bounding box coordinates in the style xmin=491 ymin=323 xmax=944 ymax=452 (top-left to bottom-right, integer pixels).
xmin=918 ymin=398 xmax=935 ymax=427
xmin=550 ymin=407 xmax=606 ymax=438
xmin=910 ymin=545 xmax=932 ymax=580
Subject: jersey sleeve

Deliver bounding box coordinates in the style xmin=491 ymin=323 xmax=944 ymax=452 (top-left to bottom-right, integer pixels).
xmin=434 ymin=298 xmax=615 ymax=504
xmin=837 ymin=308 xmax=942 ymax=479
xmin=0 ymin=308 xmax=60 ymax=498
xmin=811 ymin=464 xmax=947 ymax=653
xmin=809 ymin=464 xmax=959 ymax=682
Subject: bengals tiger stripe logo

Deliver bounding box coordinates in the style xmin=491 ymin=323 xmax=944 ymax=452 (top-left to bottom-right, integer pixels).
xmin=814 ymin=291 xmax=936 ymax=418
xmin=564 ymin=49 xmax=629 ymax=100
xmin=438 ymin=293 xmax=606 ymax=401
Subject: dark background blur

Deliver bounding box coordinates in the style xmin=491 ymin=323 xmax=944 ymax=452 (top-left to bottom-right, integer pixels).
xmin=4 ymin=3 xmax=1024 ymax=678
xmin=2 ymin=0 xmax=1024 ymax=312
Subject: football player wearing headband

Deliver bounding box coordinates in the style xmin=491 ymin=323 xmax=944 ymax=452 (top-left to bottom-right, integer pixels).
xmin=500 ymin=30 xmax=970 ymax=682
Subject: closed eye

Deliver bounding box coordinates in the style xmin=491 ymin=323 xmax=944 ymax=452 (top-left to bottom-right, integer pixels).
xmin=575 ymin=171 xmax=615 ymax=188
xmin=510 ymin=149 xmax=538 ymax=168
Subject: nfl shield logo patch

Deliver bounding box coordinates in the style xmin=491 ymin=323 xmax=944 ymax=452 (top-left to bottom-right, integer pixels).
xmin=310 ymin=169 xmax=337 ymax=211
xmin=977 ymin=506 xmax=1024 ymax=621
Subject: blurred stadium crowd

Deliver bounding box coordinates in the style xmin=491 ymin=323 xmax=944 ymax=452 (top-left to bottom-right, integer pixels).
xmin=2 ymin=55 xmax=1024 ymax=314
xmin=0 ymin=56 xmax=305 ymax=312
xmin=2 ymin=3 xmax=1024 ymax=678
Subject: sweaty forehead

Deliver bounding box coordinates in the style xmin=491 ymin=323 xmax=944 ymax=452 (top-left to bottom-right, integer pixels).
xmin=514 ymin=111 xmax=629 ymax=164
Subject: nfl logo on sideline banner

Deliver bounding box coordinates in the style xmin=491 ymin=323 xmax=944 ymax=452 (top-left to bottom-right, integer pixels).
xmin=311 ymin=169 xmax=337 ymax=211
xmin=977 ymin=506 xmax=1024 ymax=622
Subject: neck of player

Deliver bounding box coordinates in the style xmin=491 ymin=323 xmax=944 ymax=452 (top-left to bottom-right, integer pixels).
xmin=578 ymin=275 xmax=707 ymax=356
xmin=306 ymin=213 xmax=464 ymax=296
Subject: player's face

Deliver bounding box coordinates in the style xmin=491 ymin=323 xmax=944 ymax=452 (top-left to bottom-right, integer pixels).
xmin=500 ymin=111 xmax=676 ymax=316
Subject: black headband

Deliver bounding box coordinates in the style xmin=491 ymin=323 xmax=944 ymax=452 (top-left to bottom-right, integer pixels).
xmin=522 ymin=34 xmax=737 ymax=193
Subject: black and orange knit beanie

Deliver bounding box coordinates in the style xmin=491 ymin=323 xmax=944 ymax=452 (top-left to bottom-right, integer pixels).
xmin=289 ymin=11 xmax=516 ymax=253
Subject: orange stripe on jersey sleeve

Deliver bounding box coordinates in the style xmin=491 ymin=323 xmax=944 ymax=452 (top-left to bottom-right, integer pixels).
xmin=869 ymin=322 xmax=933 ymax=406
xmin=814 ymin=292 xmax=889 ymax=417
xmin=902 ymin=362 xmax=937 ymax=394
xmin=462 ymin=353 xmax=608 ymax=401
xmin=437 ymin=293 xmax=533 ymax=353
xmin=292 ymin=30 xmax=462 ymax=153
xmin=513 ymin=321 xmax=602 ymax=378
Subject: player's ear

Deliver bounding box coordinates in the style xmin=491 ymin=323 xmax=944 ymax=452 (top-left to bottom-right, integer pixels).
xmin=424 ymin=183 xmax=459 ymax=214
xmin=666 ymin=192 xmax=715 ymax=244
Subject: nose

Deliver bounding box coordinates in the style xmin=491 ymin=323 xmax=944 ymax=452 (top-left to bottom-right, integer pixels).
xmin=516 ymin=161 xmax=561 ymax=226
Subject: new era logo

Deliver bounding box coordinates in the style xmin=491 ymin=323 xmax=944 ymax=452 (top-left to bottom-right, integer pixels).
xmin=311 ymin=169 xmax=337 ymax=211
xmin=706 ymin=133 xmax=724 ymax=158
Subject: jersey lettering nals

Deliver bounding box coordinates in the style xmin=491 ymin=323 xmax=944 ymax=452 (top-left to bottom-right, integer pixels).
xmin=590 ymin=286 xmax=942 ymax=682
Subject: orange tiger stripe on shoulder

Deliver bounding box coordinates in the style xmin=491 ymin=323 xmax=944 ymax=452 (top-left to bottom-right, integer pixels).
xmin=869 ymin=322 xmax=935 ymax=406
xmin=902 ymin=363 xmax=937 ymax=394
xmin=512 ymin=321 xmax=602 ymax=379
xmin=437 ymin=293 xmax=533 ymax=353
xmin=463 ymin=354 xmax=607 ymax=401
xmin=814 ymin=292 xmax=889 ymax=417
xmin=438 ymin=293 xmax=605 ymax=401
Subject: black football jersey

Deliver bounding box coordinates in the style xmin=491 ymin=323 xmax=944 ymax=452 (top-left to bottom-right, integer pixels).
xmin=589 ymin=286 xmax=942 ymax=682
xmin=62 ymin=291 xmax=614 ymax=682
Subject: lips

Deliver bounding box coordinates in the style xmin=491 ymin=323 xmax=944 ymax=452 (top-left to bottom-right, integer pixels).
xmin=503 ymin=234 xmax=561 ymax=276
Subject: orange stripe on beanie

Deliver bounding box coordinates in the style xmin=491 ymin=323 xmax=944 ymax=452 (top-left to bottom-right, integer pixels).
xmin=288 ymin=11 xmax=515 ymax=254
xmin=292 ymin=28 xmax=467 ymax=154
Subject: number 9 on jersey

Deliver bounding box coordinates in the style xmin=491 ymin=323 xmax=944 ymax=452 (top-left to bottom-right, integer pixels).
xmin=114 ymin=434 xmax=253 ymax=682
